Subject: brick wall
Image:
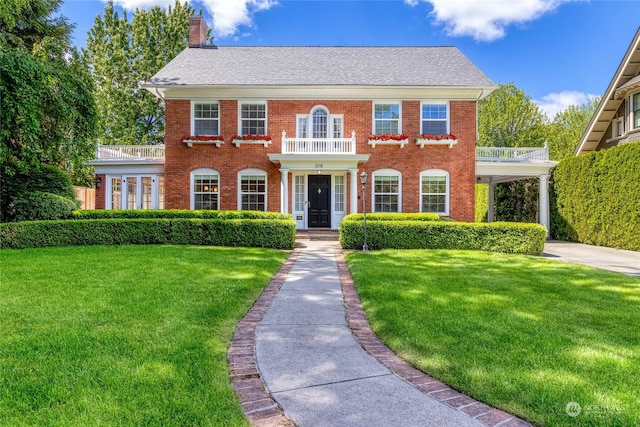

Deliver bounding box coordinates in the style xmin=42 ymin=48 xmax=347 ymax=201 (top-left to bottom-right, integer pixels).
xmin=163 ymin=99 xmax=476 ymax=221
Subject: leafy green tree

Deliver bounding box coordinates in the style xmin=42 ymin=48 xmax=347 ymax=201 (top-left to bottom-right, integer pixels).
xmin=547 ymin=97 xmax=600 ymax=161
xmin=478 ymin=82 xmax=549 ymax=148
xmin=0 ymin=0 xmax=97 ymax=196
xmin=85 ymin=1 xmax=207 ymax=145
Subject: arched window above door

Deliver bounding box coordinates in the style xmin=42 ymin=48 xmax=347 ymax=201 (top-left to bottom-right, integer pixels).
xmin=297 ymin=106 xmax=343 ymax=139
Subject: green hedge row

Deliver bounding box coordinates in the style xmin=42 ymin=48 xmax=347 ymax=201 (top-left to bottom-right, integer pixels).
xmin=343 ymin=213 xmax=441 ymax=221
xmin=71 ymin=209 xmax=292 ymax=220
xmin=0 ymin=218 xmax=296 ymax=250
xmin=551 ymin=143 xmax=640 ymax=251
xmin=339 ymin=220 xmax=547 ymax=255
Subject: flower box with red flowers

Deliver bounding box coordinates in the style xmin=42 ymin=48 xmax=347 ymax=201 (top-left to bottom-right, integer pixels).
xmin=416 ymin=133 xmax=458 ymax=149
xmin=367 ymin=133 xmax=410 ymax=148
xmin=231 ymin=134 xmax=272 ymax=147
xmin=181 ymin=135 xmax=224 ymax=148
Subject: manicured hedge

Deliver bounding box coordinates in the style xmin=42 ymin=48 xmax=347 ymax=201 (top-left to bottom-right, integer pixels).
xmin=0 ymin=218 xmax=296 ymax=250
xmin=71 ymin=209 xmax=292 ymax=220
xmin=339 ymin=220 xmax=547 ymax=255
xmin=343 ymin=213 xmax=441 ymax=221
xmin=551 ymin=143 xmax=640 ymax=251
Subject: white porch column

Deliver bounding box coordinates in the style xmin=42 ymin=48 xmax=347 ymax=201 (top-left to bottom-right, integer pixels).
xmin=349 ymin=168 xmax=359 ymax=214
xmin=539 ymin=174 xmax=550 ymax=237
xmin=487 ymin=182 xmax=495 ymax=223
xmin=279 ymin=168 xmax=289 ymax=214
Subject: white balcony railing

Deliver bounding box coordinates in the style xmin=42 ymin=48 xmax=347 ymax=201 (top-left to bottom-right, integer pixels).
xmin=281 ymin=131 xmax=356 ymax=154
xmin=95 ymin=144 xmax=165 ymax=160
xmin=476 ymin=142 xmax=549 ymax=162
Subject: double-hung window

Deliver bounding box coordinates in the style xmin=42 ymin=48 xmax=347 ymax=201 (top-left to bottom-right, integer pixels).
xmin=193 ymin=102 xmax=219 ymax=135
xmin=373 ymin=103 xmax=400 ymax=134
xmin=372 ymin=169 xmax=401 ymax=213
xmin=421 ymin=103 xmax=448 ymax=135
xmin=192 ymin=169 xmax=219 ymax=210
xmin=420 ymin=170 xmax=449 ymax=216
xmin=239 ymin=169 xmax=267 ymax=211
xmin=240 ymin=103 xmax=267 ymax=135
xmin=633 ymin=93 xmax=640 ymax=129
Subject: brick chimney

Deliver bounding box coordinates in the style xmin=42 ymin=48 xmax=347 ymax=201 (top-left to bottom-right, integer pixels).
xmin=188 ymin=16 xmax=208 ymax=48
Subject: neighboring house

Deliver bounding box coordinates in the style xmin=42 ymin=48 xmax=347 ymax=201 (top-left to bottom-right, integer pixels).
xmin=91 ymin=16 xmax=556 ymax=231
xmin=575 ymin=27 xmax=640 ymax=154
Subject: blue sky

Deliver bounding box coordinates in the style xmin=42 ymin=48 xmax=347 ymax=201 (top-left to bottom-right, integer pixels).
xmin=60 ymin=0 xmax=640 ymax=118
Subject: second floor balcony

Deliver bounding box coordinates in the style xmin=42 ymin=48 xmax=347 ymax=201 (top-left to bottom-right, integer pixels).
xmin=281 ymin=131 xmax=356 ymax=154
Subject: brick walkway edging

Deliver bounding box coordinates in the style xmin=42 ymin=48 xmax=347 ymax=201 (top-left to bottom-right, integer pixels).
xmin=227 ymin=248 xmax=299 ymax=427
xmin=334 ymin=248 xmax=534 ymax=427
xmin=228 ymin=244 xmax=534 ymax=427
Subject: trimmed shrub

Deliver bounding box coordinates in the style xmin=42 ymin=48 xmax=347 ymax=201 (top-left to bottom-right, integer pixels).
xmin=551 ymin=143 xmax=640 ymax=251
xmin=71 ymin=209 xmax=292 ymax=221
xmin=343 ymin=213 xmax=441 ymax=221
xmin=0 ymin=218 xmax=296 ymax=250
xmin=339 ymin=220 xmax=546 ymax=255
xmin=1 ymin=163 xmax=78 ymax=222
xmin=12 ymin=191 xmax=80 ymax=221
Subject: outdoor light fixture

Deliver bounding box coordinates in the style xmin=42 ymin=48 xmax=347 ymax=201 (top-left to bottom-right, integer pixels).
xmin=95 ymin=177 xmax=102 ymax=189
xmin=360 ymin=171 xmax=369 ymax=252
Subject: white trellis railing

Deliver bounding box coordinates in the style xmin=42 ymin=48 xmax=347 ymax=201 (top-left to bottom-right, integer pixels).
xmin=281 ymin=131 xmax=356 ymax=154
xmin=476 ymin=142 xmax=549 ymax=161
xmin=95 ymin=144 xmax=165 ymax=160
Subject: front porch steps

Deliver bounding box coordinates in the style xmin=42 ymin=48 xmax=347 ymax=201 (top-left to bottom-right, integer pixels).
xmin=296 ymin=229 xmax=339 ymax=241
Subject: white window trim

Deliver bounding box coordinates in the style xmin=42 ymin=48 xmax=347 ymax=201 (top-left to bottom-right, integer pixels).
xmin=238 ymin=168 xmax=268 ymax=211
xmin=420 ymin=169 xmax=450 ymax=216
xmin=420 ymin=101 xmax=450 ymax=135
xmin=371 ymin=169 xmax=402 ymax=213
xmin=191 ymin=100 xmax=220 ymax=136
xmin=632 ymin=92 xmax=640 ymax=130
xmin=191 ymin=168 xmax=220 ymax=210
xmin=372 ymin=101 xmax=402 ymax=135
xmin=237 ymin=101 xmax=268 ymax=136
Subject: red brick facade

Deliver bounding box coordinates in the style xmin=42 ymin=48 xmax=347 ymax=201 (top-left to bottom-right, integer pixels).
xmin=162 ymin=98 xmax=476 ymax=222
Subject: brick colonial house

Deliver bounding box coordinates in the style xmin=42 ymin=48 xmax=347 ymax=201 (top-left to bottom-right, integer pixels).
xmin=91 ymin=17 xmax=555 ymax=231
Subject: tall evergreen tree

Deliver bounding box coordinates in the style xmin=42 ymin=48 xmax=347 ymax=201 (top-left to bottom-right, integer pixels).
xmin=0 ymin=0 xmax=97 ymax=184
xmin=85 ymin=1 xmax=206 ymax=145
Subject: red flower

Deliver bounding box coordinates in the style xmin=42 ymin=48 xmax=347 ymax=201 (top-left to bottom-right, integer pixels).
xmin=368 ymin=133 xmax=409 ymax=141
xmin=418 ymin=133 xmax=457 ymax=141
xmin=182 ymin=135 xmax=224 ymax=141
xmin=231 ymin=134 xmax=272 ymax=141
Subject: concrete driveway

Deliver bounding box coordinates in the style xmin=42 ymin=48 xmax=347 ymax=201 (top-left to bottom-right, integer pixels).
xmin=543 ymin=240 xmax=640 ymax=278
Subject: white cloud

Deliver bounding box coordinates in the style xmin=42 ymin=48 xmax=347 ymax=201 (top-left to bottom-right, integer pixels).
xmin=534 ymin=91 xmax=598 ymax=119
xmin=407 ymin=0 xmax=576 ymax=42
xmin=202 ymin=0 xmax=278 ymax=39
xmin=107 ymin=0 xmax=278 ymax=39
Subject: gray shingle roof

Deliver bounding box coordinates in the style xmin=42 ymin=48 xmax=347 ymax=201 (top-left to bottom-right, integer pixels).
xmin=145 ymin=46 xmax=495 ymax=87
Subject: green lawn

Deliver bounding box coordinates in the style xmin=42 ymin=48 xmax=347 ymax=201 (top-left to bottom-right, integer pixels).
xmin=345 ymin=249 xmax=640 ymax=427
xmin=0 ymin=245 xmax=289 ymax=426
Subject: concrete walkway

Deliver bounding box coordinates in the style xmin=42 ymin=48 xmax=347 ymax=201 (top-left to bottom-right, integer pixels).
xmin=543 ymin=240 xmax=640 ymax=278
xmin=228 ymin=240 xmax=532 ymax=427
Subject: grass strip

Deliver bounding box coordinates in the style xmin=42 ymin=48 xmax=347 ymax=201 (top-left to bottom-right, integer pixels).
xmin=345 ymin=249 xmax=640 ymax=427
xmin=0 ymin=245 xmax=288 ymax=426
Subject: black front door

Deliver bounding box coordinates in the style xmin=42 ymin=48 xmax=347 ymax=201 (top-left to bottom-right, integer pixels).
xmin=308 ymin=175 xmax=331 ymax=228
